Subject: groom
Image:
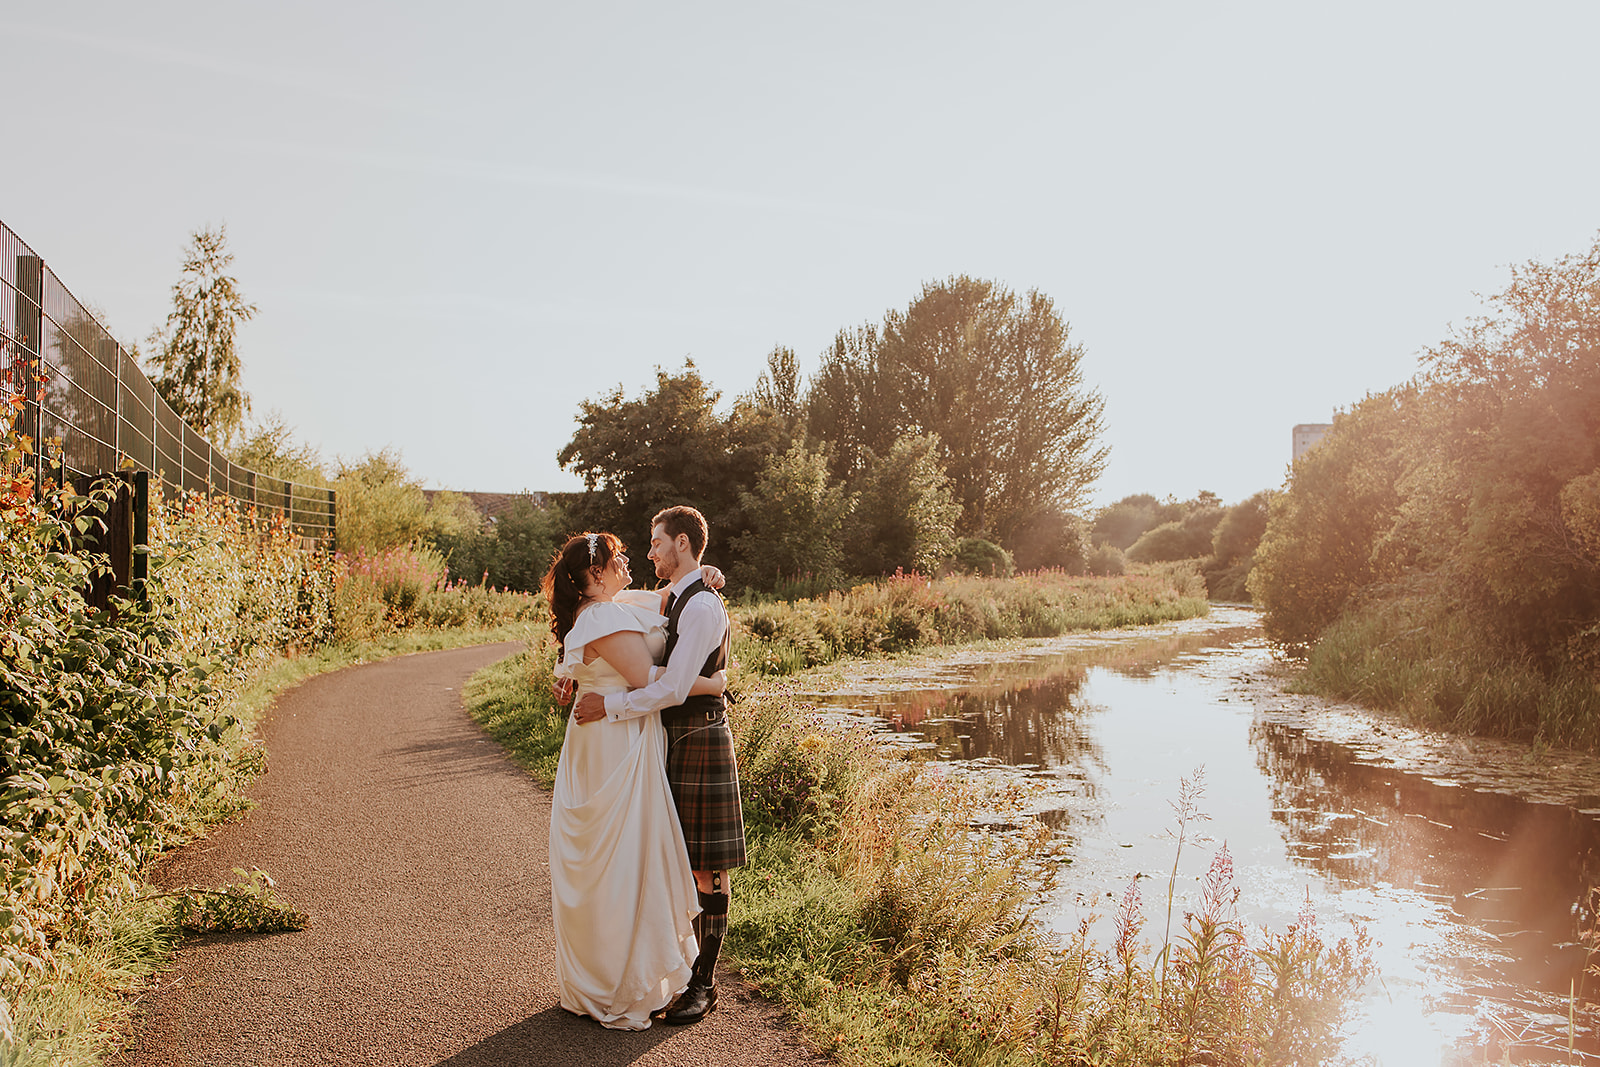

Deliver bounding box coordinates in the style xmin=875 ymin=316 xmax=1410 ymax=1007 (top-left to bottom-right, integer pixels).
xmin=573 ymin=504 xmax=746 ymax=1024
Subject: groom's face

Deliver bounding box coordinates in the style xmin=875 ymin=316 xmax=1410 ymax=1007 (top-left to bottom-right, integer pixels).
xmin=648 ymin=523 xmax=686 ymax=580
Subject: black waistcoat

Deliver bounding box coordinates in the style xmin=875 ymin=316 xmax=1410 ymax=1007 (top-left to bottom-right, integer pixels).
xmin=660 ymin=578 xmax=729 ymax=721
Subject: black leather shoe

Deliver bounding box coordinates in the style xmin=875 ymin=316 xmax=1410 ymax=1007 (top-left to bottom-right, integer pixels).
xmin=663 ymin=979 xmax=716 ymax=1024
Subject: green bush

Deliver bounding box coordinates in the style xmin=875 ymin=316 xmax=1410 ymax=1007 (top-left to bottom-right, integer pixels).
xmin=732 ymin=568 xmax=1208 ymax=676
xmin=1085 ymin=542 xmax=1126 ymax=576
xmin=950 ymin=537 xmax=1013 ymax=577
xmin=1 ymin=477 xmax=235 ymax=1004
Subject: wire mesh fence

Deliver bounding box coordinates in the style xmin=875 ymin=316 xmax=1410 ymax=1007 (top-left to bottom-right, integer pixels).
xmin=1 ymin=219 xmax=335 ymax=544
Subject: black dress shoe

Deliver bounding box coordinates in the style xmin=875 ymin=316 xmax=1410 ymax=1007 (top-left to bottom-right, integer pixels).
xmin=663 ymin=978 xmax=716 ymax=1024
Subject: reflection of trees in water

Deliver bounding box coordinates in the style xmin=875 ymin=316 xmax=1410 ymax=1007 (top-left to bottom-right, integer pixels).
xmin=843 ymin=669 xmax=1107 ymax=774
xmin=1252 ymin=718 xmax=1600 ymax=1000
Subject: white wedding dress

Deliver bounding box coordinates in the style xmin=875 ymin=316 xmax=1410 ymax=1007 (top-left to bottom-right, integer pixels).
xmin=549 ymin=589 xmax=700 ymax=1030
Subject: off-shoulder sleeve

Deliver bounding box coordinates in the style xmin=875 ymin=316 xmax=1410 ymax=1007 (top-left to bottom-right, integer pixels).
xmin=614 ymin=588 xmax=668 ymax=614
xmin=558 ymin=602 xmax=654 ymax=677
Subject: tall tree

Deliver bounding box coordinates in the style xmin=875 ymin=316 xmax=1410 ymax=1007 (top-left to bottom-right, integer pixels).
xmin=746 ymin=345 xmax=804 ymax=424
xmin=730 ymin=442 xmax=853 ymax=589
xmin=806 ymin=323 xmax=898 ymax=484
xmin=146 ymin=226 xmax=256 ymax=446
xmin=558 ymin=363 xmax=737 ymax=559
xmin=807 ymin=277 xmax=1107 ymax=543
xmin=845 ymin=433 xmax=960 ymax=575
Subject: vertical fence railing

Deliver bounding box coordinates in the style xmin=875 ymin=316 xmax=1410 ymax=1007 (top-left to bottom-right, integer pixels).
xmin=0 ymin=219 xmax=335 ymax=546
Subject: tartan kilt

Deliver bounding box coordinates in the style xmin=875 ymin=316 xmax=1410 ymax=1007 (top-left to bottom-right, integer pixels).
xmin=663 ymin=710 xmax=747 ymax=871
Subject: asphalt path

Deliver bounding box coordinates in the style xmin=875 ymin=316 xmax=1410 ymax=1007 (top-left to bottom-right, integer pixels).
xmin=116 ymin=643 xmax=826 ymax=1067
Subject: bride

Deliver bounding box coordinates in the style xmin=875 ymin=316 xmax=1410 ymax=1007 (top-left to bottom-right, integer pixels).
xmin=542 ymin=531 xmax=726 ymax=1030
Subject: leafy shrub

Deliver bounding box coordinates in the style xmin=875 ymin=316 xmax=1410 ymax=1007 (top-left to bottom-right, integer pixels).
xmin=1 ymin=476 xmax=233 ymax=1004
xmin=1009 ymin=507 xmax=1090 ymax=573
xmin=1086 ymin=542 xmax=1126 ymax=576
xmin=1126 ymin=508 xmax=1224 ymax=564
xmin=950 ymin=537 xmax=1013 ymax=577
xmin=732 ymin=568 xmax=1208 ymax=675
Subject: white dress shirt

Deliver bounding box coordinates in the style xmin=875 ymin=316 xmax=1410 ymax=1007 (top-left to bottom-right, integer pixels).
xmin=603 ymin=568 xmax=728 ymax=723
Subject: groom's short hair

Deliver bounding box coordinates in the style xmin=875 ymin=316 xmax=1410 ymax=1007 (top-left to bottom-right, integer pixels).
xmin=652 ymin=505 xmax=708 ymax=559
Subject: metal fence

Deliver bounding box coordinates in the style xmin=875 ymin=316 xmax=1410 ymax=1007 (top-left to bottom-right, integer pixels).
xmin=0 ymin=219 xmax=335 ymax=544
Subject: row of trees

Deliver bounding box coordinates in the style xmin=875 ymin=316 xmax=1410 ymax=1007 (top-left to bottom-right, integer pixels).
xmin=1089 ymin=490 xmax=1270 ymax=601
xmin=1248 ymin=234 xmax=1600 ymax=710
xmin=143 ymin=229 xmax=1266 ymax=598
xmin=559 ymin=277 xmax=1109 ymax=589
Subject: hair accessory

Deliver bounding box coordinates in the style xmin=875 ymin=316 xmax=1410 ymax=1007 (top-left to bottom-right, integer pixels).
xmin=586 ymin=533 xmax=599 ymax=561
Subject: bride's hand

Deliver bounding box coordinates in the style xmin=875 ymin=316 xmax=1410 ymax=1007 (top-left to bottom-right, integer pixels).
xmin=700 ymin=565 xmax=725 ymax=591
xmin=706 ymin=669 xmax=728 ymax=695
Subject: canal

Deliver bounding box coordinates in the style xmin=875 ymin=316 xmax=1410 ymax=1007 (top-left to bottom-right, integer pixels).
xmin=806 ymin=607 xmax=1600 ymax=1066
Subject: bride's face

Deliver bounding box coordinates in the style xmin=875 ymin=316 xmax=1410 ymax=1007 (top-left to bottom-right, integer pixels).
xmin=605 ymin=551 xmax=632 ymax=592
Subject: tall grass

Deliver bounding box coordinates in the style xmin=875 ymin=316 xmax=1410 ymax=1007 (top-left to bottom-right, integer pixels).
xmin=725 ymin=692 xmax=1374 ymax=1066
xmin=463 ymin=567 xmax=1372 ymax=1065
xmin=334 ymin=544 xmax=539 ymax=639
xmin=1304 ymin=593 xmax=1600 ymax=751
xmin=734 ymin=566 xmax=1210 ymax=676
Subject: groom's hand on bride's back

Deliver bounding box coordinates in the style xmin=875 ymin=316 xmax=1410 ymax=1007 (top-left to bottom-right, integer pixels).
xmin=550 ymin=676 xmax=575 ymax=704
xmin=574 ymin=692 xmax=607 ymax=725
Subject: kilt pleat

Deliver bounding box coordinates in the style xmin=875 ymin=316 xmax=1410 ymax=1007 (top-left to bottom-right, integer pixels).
xmin=664 ymin=716 xmax=747 ymax=871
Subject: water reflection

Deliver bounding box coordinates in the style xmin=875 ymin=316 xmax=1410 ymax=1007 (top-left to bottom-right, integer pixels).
xmin=806 ymin=618 xmax=1600 ymax=1065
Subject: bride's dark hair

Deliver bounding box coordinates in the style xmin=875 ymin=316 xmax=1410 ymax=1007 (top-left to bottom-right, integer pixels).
xmin=542 ymin=531 xmax=624 ymax=650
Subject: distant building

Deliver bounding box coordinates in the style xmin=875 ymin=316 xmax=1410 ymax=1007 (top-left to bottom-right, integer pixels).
xmin=1292 ymin=424 xmax=1332 ymax=461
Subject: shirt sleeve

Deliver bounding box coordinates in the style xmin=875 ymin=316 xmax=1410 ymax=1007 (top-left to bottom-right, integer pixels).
xmin=604 ymin=592 xmax=725 ymax=722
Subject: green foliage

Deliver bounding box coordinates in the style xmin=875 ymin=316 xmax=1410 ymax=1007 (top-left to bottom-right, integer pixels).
xmin=153 ymin=488 xmax=340 ymax=667
xmin=558 ymin=362 xmax=792 ymax=565
xmin=1085 ymin=542 xmax=1126 ymax=577
xmin=1253 ymin=234 xmax=1600 ymax=745
xmin=808 ymin=277 xmax=1108 ymax=542
xmin=1 ymin=478 xmax=235 ymax=1002
xmin=1198 ymin=491 xmax=1270 ymax=602
xmin=144 ymin=226 xmax=256 ymax=447
xmin=430 ymin=495 xmax=569 ymax=593
xmin=950 ymin=537 xmax=1013 ymax=578
xmin=1125 ymin=507 xmax=1223 ymax=564
xmin=333 ymin=447 xmax=430 ymax=553
xmin=1009 ymin=507 xmax=1090 ymax=574
xmin=162 ymin=868 xmax=308 ymax=935
xmin=1090 ymin=494 xmax=1182 ymax=551
xmin=746 ymin=345 xmax=806 ymax=424
xmin=733 ymin=569 xmax=1208 ymax=676
xmin=229 ymin=413 xmax=329 ymax=485
xmin=333 ymin=544 xmax=539 ymax=642
xmin=731 ymin=442 xmax=854 ymax=590
xmin=1248 ymin=391 xmax=1415 ymax=648
xmin=845 ymin=434 xmax=961 ymax=577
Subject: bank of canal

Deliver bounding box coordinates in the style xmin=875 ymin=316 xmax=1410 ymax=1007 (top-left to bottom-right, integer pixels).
xmin=801 ymin=607 xmax=1600 ymax=1066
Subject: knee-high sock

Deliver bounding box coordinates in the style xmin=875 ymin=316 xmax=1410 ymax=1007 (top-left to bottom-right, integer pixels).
xmin=696 ymin=889 xmax=729 ymax=977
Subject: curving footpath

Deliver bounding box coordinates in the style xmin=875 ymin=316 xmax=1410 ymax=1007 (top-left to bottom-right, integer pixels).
xmin=115 ymin=643 xmax=826 ymax=1067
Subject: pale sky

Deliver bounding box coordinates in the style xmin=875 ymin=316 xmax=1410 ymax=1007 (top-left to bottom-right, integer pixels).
xmin=6 ymin=1 xmax=1597 ymax=509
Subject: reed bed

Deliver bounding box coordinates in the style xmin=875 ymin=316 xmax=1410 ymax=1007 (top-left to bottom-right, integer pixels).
xmin=733 ymin=566 xmax=1210 ymax=676
xmin=1303 ymin=593 xmax=1600 ymax=752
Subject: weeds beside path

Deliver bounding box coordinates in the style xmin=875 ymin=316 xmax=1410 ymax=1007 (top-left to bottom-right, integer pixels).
xmin=115 ymin=643 xmax=824 ymax=1067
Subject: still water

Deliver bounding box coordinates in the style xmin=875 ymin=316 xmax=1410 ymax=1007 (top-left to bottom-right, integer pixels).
xmin=806 ymin=608 xmax=1600 ymax=1065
